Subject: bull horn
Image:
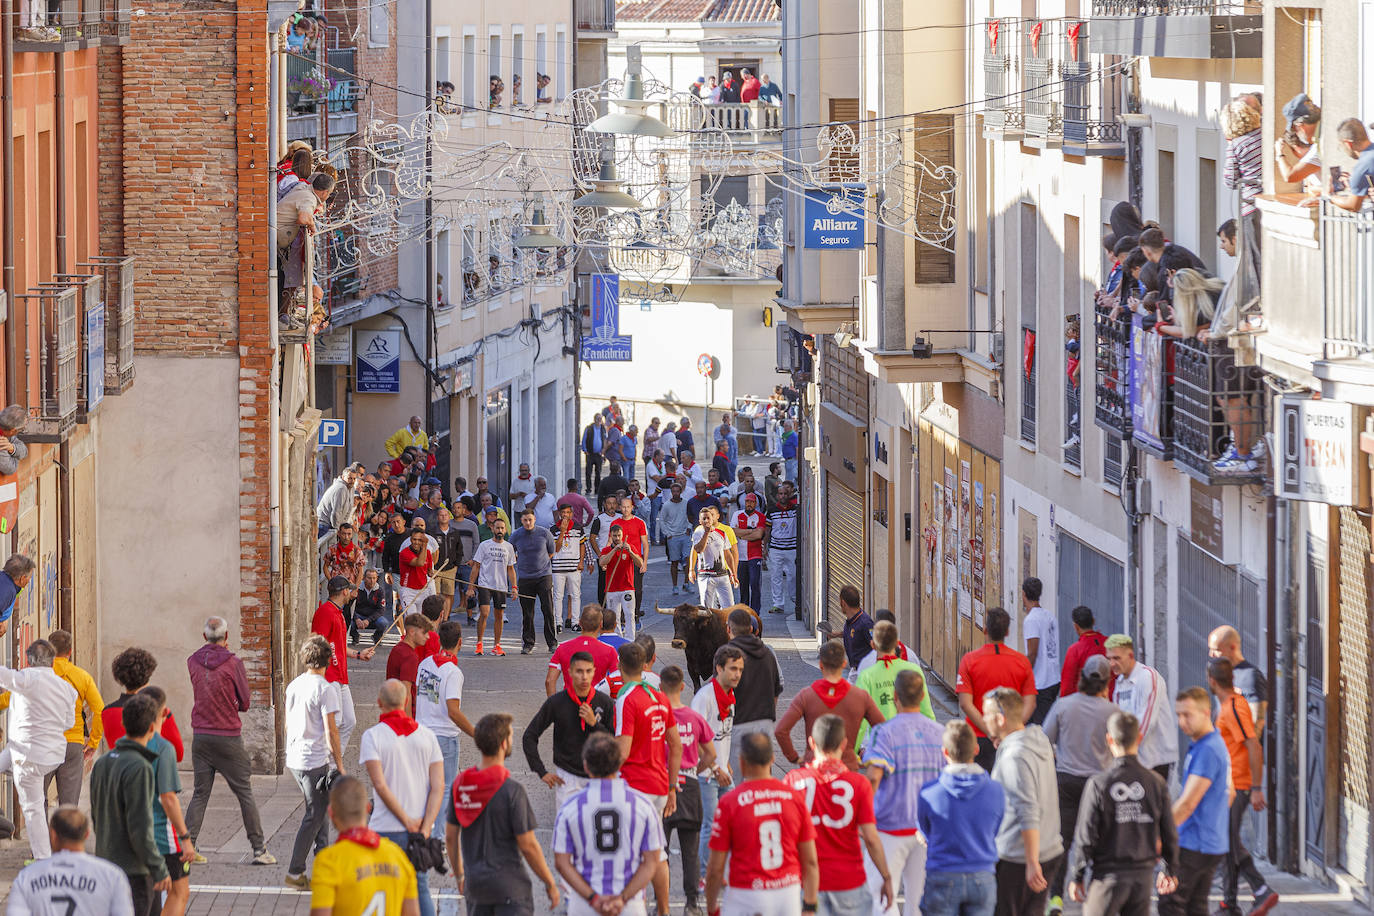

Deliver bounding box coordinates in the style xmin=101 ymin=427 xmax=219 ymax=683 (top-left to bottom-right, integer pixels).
xmin=655 ymin=605 xmax=677 ymax=615
xmin=695 ymin=607 xmax=712 ymax=618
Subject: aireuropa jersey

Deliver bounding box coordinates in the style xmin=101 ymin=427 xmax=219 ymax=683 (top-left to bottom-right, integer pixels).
xmin=783 ymin=759 xmax=875 ymax=892
xmin=709 ymin=777 xmax=816 ymax=890
xmin=8 ymin=851 xmax=134 ymax=916
xmin=553 ymin=778 xmax=666 ymax=897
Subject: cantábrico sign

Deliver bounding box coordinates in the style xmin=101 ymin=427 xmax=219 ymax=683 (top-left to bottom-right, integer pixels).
xmin=1278 ymin=396 xmax=1358 ymax=505
xmin=803 ymin=185 xmax=865 ymax=250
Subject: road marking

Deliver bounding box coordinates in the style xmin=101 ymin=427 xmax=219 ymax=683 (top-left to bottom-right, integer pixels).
xmin=189 ymin=886 xmax=464 ymax=900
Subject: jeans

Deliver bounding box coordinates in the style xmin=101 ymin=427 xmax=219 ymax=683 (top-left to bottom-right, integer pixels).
xmin=184 ymin=734 xmax=266 ymax=852
xmin=995 ymin=854 xmax=1063 ymax=916
xmin=381 ymin=830 xmax=434 ymax=916
xmin=769 ymin=548 xmax=796 ymax=612
xmin=434 ymin=734 xmax=460 ymax=839
xmin=697 ymin=773 xmax=723 ymax=880
xmin=352 ymin=610 xmax=393 ymax=644
xmin=518 ymin=574 xmax=557 ymax=650
xmin=1051 ymin=773 xmax=1089 ymax=898
xmin=738 ymin=557 xmax=763 ymax=611
xmin=288 ymin=764 xmax=331 ymax=875
xmin=921 ymin=871 xmax=995 ymax=916
xmin=1222 ymin=793 xmax=1269 ymax=906
xmin=0 ymin=748 xmax=58 ymax=859
xmin=43 ymin=741 xmax=85 ymax=807
xmin=785 ymin=457 xmax=797 ymax=482
xmin=552 ymin=571 xmax=582 ymax=623
xmin=865 ymin=830 xmax=926 ymax=916
xmin=819 ymin=887 xmax=872 ymax=916
xmin=1157 ymin=848 xmax=1224 ymax=916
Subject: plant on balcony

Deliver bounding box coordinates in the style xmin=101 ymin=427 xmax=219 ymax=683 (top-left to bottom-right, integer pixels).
xmin=289 ymin=68 xmax=336 ymax=103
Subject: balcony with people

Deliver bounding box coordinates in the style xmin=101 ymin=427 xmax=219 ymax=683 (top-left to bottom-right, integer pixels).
xmin=1086 ymin=0 xmax=1262 ymax=59
xmin=13 ymin=0 xmax=128 ymax=49
xmin=284 ymin=11 xmax=361 ymax=144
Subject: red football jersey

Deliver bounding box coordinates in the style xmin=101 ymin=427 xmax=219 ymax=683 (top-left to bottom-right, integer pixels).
xmin=614 ymin=684 xmax=676 ymax=796
xmin=709 ymin=777 xmax=817 ymax=890
xmin=784 ymin=760 xmax=874 ymax=892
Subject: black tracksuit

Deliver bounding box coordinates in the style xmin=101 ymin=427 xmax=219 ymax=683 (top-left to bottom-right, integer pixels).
xmin=1070 ymin=754 xmax=1179 ymax=916
xmin=521 ymin=690 xmax=615 ymax=778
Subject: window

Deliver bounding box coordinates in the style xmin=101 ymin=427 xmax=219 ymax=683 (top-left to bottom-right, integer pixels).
xmin=1104 ymin=434 xmax=1122 ymax=488
xmin=489 ymin=33 xmax=503 ymax=110
xmin=511 ymin=31 xmax=524 ymax=107
xmin=436 ymin=35 xmax=451 ymax=87
xmin=1063 ymin=214 xmax=1081 ymax=468
xmin=436 ymin=229 xmax=451 ymax=308
xmin=368 ymin=0 xmax=388 ymax=48
xmin=1198 ymin=156 xmax=1217 ymax=270
xmin=827 ymin=98 xmax=859 ymax=181
xmin=536 ymin=29 xmax=548 ymax=102
xmin=463 ymin=33 xmax=477 ymax=109
xmin=1157 ymin=149 xmax=1175 ymax=236
xmin=462 ymin=226 xmax=478 ymax=304
xmin=555 ymin=27 xmax=567 ymax=100
xmin=1020 ymin=202 xmax=1038 ymax=445
xmin=912 ymin=113 xmax=956 ymax=284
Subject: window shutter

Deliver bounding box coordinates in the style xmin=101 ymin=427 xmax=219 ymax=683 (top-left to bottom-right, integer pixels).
xmin=827 ymin=98 xmax=860 ymax=182
xmin=911 ymin=114 xmax=956 ymax=285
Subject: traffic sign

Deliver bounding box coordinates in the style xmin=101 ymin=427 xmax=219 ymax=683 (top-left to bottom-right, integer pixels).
xmin=320 ymin=418 xmax=346 ymax=448
xmin=697 ymin=353 xmax=714 ymax=377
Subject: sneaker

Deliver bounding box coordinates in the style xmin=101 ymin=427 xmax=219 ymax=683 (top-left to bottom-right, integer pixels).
xmin=1062 ymin=433 xmax=1081 ymax=450
xmin=769 ymin=606 xmax=783 ymax=614
xmin=1048 ymin=895 xmax=1063 ymax=916
xmin=1250 ymin=891 xmax=1279 ymax=916
xmin=493 ymin=645 xmax=506 ymax=656
xmin=251 ymin=849 xmax=277 ymax=865
xmin=466 ymin=615 xmax=476 ymax=626
xmin=1250 ymin=437 xmax=1269 ymax=461
xmin=1213 ymin=905 xmax=1236 ymax=916
xmin=520 ymin=646 xmax=533 ymax=655
xmin=1215 ymin=451 xmax=1257 ymax=474
xmin=190 ymin=851 xmax=208 ymax=865
xmin=502 ymin=615 xmax=508 ymax=624
xmin=556 ymin=622 xmax=564 ymax=634
xmin=284 ymin=872 xmax=309 ymax=890
xmin=569 ymin=621 xmax=581 ymax=633
xmin=474 ymin=644 xmax=484 ymax=655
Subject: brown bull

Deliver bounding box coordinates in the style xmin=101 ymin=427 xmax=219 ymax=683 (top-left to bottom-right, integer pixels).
xmin=655 ymin=602 xmax=761 ymax=690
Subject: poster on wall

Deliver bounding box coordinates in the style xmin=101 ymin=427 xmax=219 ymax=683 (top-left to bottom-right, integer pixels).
xmin=12 ymin=508 xmax=36 ymax=666
xmin=959 ymin=460 xmax=972 ymax=593
xmin=929 ymin=483 xmax=943 ymax=596
xmin=972 ymin=480 xmax=986 ymax=623
xmin=942 ymin=468 xmax=957 ymax=599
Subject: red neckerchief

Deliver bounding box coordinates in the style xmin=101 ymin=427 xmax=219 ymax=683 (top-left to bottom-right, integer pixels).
xmin=713 ymin=679 xmax=736 ymax=720
xmin=379 ymin=709 xmax=419 ymax=736
xmin=715 ymin=450 xmax=729 ymax=461
xmin=338 ymin=827 xmax=381 ymax=848
xmin=812 ymin=678 xmax=851 ymax=709
xmin=451 ymin=765 xmax=509 ymax=827
xmin=556 ymin=519 xmax=575 ymax=551
xmin=878 ymin=654 xmax=899 ymax=669
xmin=567 ymin=684 xmax=596 ymax=730
xmin=432 ymin=651 xmax=458 ymax=668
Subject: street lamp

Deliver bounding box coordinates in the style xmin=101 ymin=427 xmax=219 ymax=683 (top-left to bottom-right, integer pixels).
xmin=586 ymin=72 xmax=675 ymax=139
xmin=513 ymin=208 xmax=567 ymax=248
xmin=572 ymin=159 xmax=644 ymax=209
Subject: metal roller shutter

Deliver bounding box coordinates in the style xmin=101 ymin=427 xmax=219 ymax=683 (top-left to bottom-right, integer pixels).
xmin=825 ymin=479 xmax=866 ymax=633
xmin=1055 ymin=531 xmax=1125 ymax=648
xmin=1336 ymin=507 xmax=1373 ymax=887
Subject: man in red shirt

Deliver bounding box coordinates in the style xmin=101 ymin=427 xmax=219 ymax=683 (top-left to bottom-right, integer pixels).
xmin=740 ymin=67 xmax=761 ymax=103
xmin=707 ymin=731 xmax=820 ymax=916
xmin=385 ymin=613 xmax=433 ymax=712
xmin=955 ymin=607 xmax=1036 ymax=771
xmin=311 ymin=576 xmax=375 ymax=749
xmin=611 ymin=495 xmax=649 ymax=625
xmin=1059 ymin=605 xmax=1108 ymax=698
xmin=731 ymin=493 xmax=767 ymax=612
xmin=397 ymin=529 xmax=435 ymax=617
xmin=600 ymin=525 xmax=646 ymax=639
xmin=785 ymin=714 xmax=893 ymax=915
xmin=544 ymin=605 xmax=619 ymax=695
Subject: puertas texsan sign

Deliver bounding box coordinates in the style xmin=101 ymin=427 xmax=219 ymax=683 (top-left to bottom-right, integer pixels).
xmin=1278 ymin=396 xmax=1359 ymax=505
xmin=804 ymin=185 xmax=865 ymax=249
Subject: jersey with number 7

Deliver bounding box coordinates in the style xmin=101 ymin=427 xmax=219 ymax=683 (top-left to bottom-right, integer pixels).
xmin=708 ymin=777 xmax=816 ymax=890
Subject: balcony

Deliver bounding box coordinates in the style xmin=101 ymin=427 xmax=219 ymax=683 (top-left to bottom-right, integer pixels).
xmin=1022 ymin=21 xmax=1061 ymax=148
xmin=1128 ymin=322 xmax=1174 ymax=461
xmin=1094 ymin=302 xmax=1131 ymax=438
xmin=1172 ymin=337 xmax=1266 ymax=485
xmin=86 ymin=255 xmax=137 ymax=393
xmin=983 ymin=19 xmax=1023 ymax=138
xmin=1060 ymin=22 xmax=1124 ymax=157
xmin=575 ymin=0 xmax=615 ymax=34
xmin=1087 ymin=0 xmax=1262 ymax=59
xmin=13 ymin=0 xmax=84 ymax=51
xmin=286 ymin=41 xmax=361 ymax=144
xmin=17 ymin=285 xmax=79 ymax=441
xmin=100 ymin=0 xmax=130 ymax=44
xmin=666 ymin=101 xmax=782 ymax=146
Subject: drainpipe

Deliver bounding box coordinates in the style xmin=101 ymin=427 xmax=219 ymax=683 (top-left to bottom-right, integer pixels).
xmin=54 ymin=50 xmax=74 ymax=631
xmin=1273 ymin=491 xmax=1299 ymax=870
xmin=268 ymin=38 xmax=282 ymax=579
xmin=2 ymin=0 xmax=14 ymax=403
xmin=423 ymin=0 xmax=434 ymax=434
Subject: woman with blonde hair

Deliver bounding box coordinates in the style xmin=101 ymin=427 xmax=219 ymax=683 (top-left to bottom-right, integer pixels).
xmin=1223 ymin=98 xmax=1264 ymax=217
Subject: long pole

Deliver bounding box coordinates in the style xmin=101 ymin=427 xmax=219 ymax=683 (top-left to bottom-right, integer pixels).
xmin=423 ymin=0 xmax=435 ymax=436
xmin=1 ymin=0 xmax=15 ymax=403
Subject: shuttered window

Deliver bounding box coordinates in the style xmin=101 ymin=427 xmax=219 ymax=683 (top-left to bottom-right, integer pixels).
xmin=911 ymin=113 xmax=956 ymax=284
xmin=828 ymin=98 xmax=860 ymax=182
xmin=825 ymin=478 xmax=866 ymax=632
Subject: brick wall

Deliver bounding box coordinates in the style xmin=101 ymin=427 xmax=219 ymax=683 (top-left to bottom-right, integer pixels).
xmin=355 ymin=0 xmax=399 ymax=297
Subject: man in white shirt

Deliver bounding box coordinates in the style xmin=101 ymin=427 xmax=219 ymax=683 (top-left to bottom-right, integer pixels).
xmin=1020 ymin=576 xmax=1061 ymax=724
xmin=359 ymin=679 xmax=445 ymax=916
xmin=691 ymin=644 xmax=744 ymax=885
xmin=677 ymin=451 xmax=705 ymax=488
xmin=510 ymin=463 xmax=535 ymax=514
xmin=0 ymin=638 xmax=77 ymax=859
xmin=1104 ymin=633 xmax=1179 ymax=781
xmin=465 ymin=519 xmax=519 ymax=656
xmin=283 ymin=635 xmax=344 ymax=888
xmin=9 ymin=806 xmax=134 ymax=916
xmin=528 ymin=476 xmax=558 ymax=530
xmin=415 ymin=620 xmax=474 ymax=837
xmin=689 ymin=507 xmax=734 ymax=610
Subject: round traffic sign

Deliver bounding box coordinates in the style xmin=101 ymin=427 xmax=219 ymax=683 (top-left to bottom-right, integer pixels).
xmin=697 ymin=353 xmax=714 ymax=377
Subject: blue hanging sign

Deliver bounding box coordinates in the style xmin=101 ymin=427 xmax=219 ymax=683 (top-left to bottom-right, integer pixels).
xmin=356 ymin=328 xmax=402 ymax=393
xmin=803 ymin=185 xmax=865 ymax=249
xmin=580 ymin=273 xmax=633 ymax=361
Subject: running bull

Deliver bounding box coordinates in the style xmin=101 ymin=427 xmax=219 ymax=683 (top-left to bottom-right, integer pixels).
xmin=656 ymin=603 xmax=761 ymax=690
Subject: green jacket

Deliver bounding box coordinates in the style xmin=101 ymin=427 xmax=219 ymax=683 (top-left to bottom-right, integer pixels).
xmin=855 ymin=657 xmax=936 ymax=751
xmin=90 ymin=737 xmax=168 ymax=880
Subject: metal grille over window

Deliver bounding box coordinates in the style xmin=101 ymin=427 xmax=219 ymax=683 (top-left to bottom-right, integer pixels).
xmin=1171 ymin=338 xmax=1267 ymax=485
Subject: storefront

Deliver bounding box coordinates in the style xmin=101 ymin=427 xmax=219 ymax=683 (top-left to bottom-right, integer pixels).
xmin=819 ymin=401 xmax=866 ymax=633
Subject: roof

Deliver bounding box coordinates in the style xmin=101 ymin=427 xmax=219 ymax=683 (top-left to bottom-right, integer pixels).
xmin=615 ymin=0 xmax=778 ymax=23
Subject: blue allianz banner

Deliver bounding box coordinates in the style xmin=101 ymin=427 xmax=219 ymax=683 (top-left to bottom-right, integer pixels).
xmin=803 ymin=185 xmax=865 ymax=249
xmin=356 ymin=328 xmax=402 ymax=393
xmin=580 ymin=273 xmax=632 ymax=361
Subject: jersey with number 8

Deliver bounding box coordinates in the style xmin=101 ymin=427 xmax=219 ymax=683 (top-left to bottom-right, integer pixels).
xmin=708 ymin=777 xmax=816 ymax=890
xmin=784 ymin=760 xmax=876 ymax=892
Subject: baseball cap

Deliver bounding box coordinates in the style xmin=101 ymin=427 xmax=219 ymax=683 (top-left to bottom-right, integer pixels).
xmin=1282 ymin=92 xmax=1319 ymax=126
xmin=1082 ymin=655 xmax=1112 ymax=680
xmin=424 ymin=476 xmax=442 ymax=486
xmin=485 ymin=506 xmax=499 ymax=516
xmin=327 ymin=576 xmax=352 ymax=593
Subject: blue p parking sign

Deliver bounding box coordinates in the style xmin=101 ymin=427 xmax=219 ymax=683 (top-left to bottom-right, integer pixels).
xmin=320 ymin=418 xmax=346 ymax=449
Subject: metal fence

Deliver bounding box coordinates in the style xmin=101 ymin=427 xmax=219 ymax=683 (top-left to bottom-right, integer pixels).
xmin=1321 ymin=205 xmax=1374 ymax=361
xmin=1172 ymin=338 xmax=1266 ymax=484
xmin=1090 ymin=0 xmax=1256 ymax=13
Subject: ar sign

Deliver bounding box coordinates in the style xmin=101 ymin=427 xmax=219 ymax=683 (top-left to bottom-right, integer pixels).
xmin=803 ymin=186 xmax=865 ymax=249
xmin=320 ymin=418 xmax=346 ymax=449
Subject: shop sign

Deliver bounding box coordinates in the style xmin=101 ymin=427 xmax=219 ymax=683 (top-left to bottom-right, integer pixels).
xmin=819 ymin=402 xmax=865 ymax=491
xmin=356 ymin=328 xmax=402 ymax=393
xmin=1189 ymin=480 xmax=1225 ymax=559
xmin=1279 ymin=396 xmax=1359 ymax=505
xmin=803 ymin=185 xmax=865 ymax=249
xmin=316 ymin=327 xmax=352 ymax=365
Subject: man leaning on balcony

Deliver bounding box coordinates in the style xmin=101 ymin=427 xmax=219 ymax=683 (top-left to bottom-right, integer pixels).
xmin=1304 ymin=118 xmax=1374 ymax=212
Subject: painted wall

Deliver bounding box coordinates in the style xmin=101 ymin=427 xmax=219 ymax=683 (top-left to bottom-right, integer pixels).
xmin=95 ymin=355 xmax=249 ymax=758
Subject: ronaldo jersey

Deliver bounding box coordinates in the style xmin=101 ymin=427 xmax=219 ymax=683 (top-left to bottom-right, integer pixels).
xmin=553 ymin=779 xmax=666 ymax=897
xmin=310 ymin=835 xmax=418 ymax=916
xmin=7 ymin=851 xmax=134 ymax=916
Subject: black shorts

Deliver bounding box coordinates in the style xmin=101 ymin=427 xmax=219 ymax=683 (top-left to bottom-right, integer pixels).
xmin=664 ymin=774 xmax=703 ymax=830
xmin=165 ymin=852 xmax=189 ymax=881
xmin=477 ymin=587 xmax=508 ymax=610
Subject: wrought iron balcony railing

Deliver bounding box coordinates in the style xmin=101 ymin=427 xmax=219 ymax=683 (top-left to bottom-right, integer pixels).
xmin=1172 ymin=337 xmax=1267 ymax=485
xmin=1093 ymin=302 xmax=1131 ymax=438
xmin=1060 ymin=22 xmax=1125 ymax=157
xmin=85 ymin=255 xmax=137 ymax=393
xmin=983 ymin=19 xmax=1024 ymax=137
xmin=17 ymin=285 xmax=80 ymax=440
xmin=1022 ymin=21 xmax=1061 ymax=147
xmin=1320 ymin=205 xmax=1374 ymax=362
xmin=1090 ymin=0 xmax=1255 ymax=13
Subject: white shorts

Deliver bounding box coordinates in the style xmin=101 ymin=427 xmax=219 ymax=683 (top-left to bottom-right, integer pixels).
xmin=555 ymin=767 xmax=591 ymax=810
xmin=723 ymin=886 xmax=802 ymax=916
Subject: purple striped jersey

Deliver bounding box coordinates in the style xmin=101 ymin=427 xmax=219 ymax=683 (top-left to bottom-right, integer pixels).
xmin=553 ymin=778 xmax=665 ymax=897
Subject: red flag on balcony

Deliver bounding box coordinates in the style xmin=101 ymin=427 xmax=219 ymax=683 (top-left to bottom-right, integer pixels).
xmin=1066 ymin=22 xmax=1083 ymax=60
xmin=988 ymin=19 xmax=1000 ymax=53
xmin=1023 ymin=329 xmax=1036 ymax=379
xmin=1030 ymin=21 xmax=1044 ymax=57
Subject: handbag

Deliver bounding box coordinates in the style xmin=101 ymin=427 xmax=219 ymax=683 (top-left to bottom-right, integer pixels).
xmin=405 ymin=832 xmax=449 ymax=875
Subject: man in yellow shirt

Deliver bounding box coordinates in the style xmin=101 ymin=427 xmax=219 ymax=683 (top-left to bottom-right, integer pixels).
xmin=310 ymin=775 xmax=419 ymax=916
xmin=385 ymin=417 xmax=429 ymax=459
xmin=48 ymin=629 xmax=103 ymax=806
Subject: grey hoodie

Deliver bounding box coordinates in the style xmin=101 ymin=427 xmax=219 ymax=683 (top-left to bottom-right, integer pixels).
xmin=990 ymin=724 xmax=1064 ymax=863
